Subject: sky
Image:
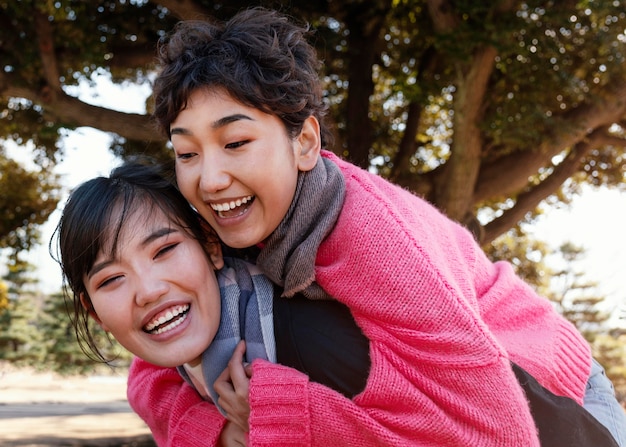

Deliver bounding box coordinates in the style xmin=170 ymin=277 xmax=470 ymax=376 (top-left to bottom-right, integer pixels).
xmin=4 ymin=75 xmax=626 ymax=322
xmin=531 ymin=186 xmax=626 ymax=321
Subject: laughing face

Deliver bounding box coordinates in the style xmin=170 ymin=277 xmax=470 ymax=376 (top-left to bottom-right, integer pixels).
xmin=171 ymin=87 xmax=320 ymax=249
xmin=83 ymin=205 xmax=222 ymax=368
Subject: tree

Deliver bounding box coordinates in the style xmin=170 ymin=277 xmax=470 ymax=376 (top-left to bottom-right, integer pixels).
xmin=548 ymin=242 xmax=614 ymax=339
xmin=1 ymin=0 xmax=625 ymax=251
xmin=0 ymin=292 xmax=45 ymax=365
xmin=0 ymin=254 xmax=133 ymax=374
xmin=38 ymin=292 xmax=133 ymax=374
xmin=0 ymin=259 xmax=45 ymax=365
xmin=0 ymin=152 xmax=60 ymax=255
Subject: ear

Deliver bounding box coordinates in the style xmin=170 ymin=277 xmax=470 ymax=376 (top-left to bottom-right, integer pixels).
xmin=206 ymin=239 xmax=224 ymax=270
xmin=296 ymin=116 xmax=321 ymax=172
xmin=80 ymin=292 xmax=110 ymax=332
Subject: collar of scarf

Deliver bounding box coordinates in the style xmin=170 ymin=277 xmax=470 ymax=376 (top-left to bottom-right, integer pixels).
xmin=177 ymin=256 xmax=276 ymax=415
xmin=257 ymin=155 xmax=345 ymax=300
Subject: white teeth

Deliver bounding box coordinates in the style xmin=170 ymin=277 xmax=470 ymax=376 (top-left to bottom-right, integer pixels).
xmin=211 ymin=196 xmax=252 ymax=212
xmin=151 ymin=314 xmax=186 ymax=335
xmin=144 ymin=304 xmax=190 ymax=333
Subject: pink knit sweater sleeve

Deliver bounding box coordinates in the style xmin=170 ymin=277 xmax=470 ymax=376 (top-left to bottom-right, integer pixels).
xmin=127 ymin=357 xmax=226 ymax=447
xmin=247 ymin=351 xmax=536 ymax=446
xmin=322 ymin=152 xmax=590 ymax=402
xmin=244 ymin=152 xmax=542 ymax=446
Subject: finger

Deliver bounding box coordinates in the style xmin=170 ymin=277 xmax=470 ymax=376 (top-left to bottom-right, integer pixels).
xmin=230 ymin=340 xmax=246 ymax=364
xmin=220 ymin=421 xmax=247 ymax=447
xmin=227 ymin=341 xmax=250 ymax=389
xmin=214 ymin=341 xmax=247 ymax=393
xmin=243 ymin=362 xmax=253 ymax=378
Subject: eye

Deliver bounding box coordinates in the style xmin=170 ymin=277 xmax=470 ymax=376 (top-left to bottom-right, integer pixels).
xmin=172 ymin=141 xmax=197 ymax=161
xmin=225 ymin=140 xmax=249 ymax=149
xmin=175 ymin=151 xmax=196 ymax=161
xmin=155 ymin=243 xmax=179 ymax=259
xmin=97 ymin=274 xmax=123 ymax=290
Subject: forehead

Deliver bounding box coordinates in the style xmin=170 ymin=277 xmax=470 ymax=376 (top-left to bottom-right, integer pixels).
xmin=101 ymin=200 xmax=178 ymax=254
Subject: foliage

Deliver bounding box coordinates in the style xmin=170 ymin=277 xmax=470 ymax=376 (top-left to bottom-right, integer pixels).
xmin=0 ymin=257 xmax=42 ymax=364
xmin=0 ymin=259 xmax=131 ymax=374
xmin=547 ymin=242 xmax=614 ymax=340
xmin=0 ymin=0 xmax=625 ymax=255
xmin=38 ymin=292 xmax=133 ymax=375
xmin=0 ymin=151 xmax=60 ymax=255
xmin=0 ymin=292 xmax=45 ymax=366
xmin=0 ymin=280 xmax=8 ymax=313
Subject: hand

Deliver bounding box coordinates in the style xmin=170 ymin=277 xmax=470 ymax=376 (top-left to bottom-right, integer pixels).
xmin=214 ymin=340 xmax=253 ymax=432
xmin=219 ymin=421 xmax=248 ymax=447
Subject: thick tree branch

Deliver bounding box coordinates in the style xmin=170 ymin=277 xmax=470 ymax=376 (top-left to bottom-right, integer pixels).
xmin=425 ymin=0 xmax=458 ymax=32
xmin=1 ymin=72 xmax=161 ymax=143
xmin=34 ymin=11 xmax=61 ymax=99
xmin=426 ymin=1 xmax=520 ymax=220
xmin=53 ymin=94 xmax=161 ymax=142
xmin=439 ymin=45 xmax=497 ymax=220
xmin=390 ymin=100 xmax=422 ymax=182
xmin=482 ymin=128 xmax=606 ymax=244
xmin=149 ymin=0 xmax=212 ymax=20
xmin=475 ymin=79 xmax=626 ymax=202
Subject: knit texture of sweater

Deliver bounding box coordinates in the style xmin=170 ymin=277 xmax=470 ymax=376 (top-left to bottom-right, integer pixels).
xmin=127 ymin=151 xmax=592 ymax=447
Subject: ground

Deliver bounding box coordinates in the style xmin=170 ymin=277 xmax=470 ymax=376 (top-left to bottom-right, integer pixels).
xmin=0 ymin=363 xmax=155 ymax=447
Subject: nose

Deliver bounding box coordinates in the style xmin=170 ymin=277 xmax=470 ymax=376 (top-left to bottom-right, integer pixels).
xmin=134 ymin=274 xmax=169 ymax=307
xmin=199 ymin=150 xmax=231 ymax=194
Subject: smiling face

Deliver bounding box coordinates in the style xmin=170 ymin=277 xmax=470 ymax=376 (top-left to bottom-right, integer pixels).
xmin=171 ymin=88 xmax=321 ymax=249
xmin=83 ymin=205 xmax=222 ymax=368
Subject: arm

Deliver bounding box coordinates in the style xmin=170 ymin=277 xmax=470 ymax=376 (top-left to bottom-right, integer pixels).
xmin=241 ymin=152 xmax=540 ymax=446
xmin=127 ymin=357 xmax=226 ymax=447
xmin=248 ymin=352 xmax=538 ymax=446
xmin=323 ymin=151 xmax=590 ymax=403
xmin=472 ymin=251 xmax=591 ymax=401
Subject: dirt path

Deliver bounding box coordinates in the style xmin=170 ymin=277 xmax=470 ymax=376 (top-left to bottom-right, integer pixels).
xmin=0 ymin=364 xmax=154 ymax=446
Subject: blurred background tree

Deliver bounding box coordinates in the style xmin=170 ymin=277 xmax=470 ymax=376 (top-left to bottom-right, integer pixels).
xmin=0 ymin=259 xmax=132 ymax=374
xmin=38 ymin=291 xmax=133 ymax=375
xmin=1 ymin=0 xmax=625 ymax=248
xmin=0 ymin=1 xmax=625 ymax=383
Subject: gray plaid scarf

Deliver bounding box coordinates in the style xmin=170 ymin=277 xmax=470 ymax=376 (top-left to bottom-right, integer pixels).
xmin=177 ymin=256 xmax=276 ymax=415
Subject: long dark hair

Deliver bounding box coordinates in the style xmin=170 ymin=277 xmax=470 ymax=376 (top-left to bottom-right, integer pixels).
xmin=51 ymin=158 xmax=210 ymax=362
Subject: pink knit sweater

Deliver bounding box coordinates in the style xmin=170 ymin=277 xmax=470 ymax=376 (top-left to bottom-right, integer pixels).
xmin=127 ymin=151 xmax=592 ymax=446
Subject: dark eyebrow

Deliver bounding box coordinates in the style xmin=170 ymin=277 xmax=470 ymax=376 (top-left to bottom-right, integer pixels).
xmin=170 ymin=113 xmax=253 ymax=136
xmin=87 ymin=227 xmax=178 ymax=279
xmin=141 ymin=227 xmax=178 ymax=247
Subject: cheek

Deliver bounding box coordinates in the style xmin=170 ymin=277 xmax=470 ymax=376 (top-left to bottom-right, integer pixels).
xmin=89 ymin=292 xmax=129 ymax=335
xmin=90 ymin=302 xmax=117 ymax=333
xmin=175 ymin=166 xmax=194 ymax=196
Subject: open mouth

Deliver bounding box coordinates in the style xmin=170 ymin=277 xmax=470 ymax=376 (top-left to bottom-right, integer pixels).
xmin=143 ymin=304 xmax=190 ymax=335
xmin=211 ymin=195 xmax=254 ymax=218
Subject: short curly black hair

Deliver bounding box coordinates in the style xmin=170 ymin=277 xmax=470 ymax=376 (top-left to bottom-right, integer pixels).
xmin=152 ymin=7 xmax=332 ymax=147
